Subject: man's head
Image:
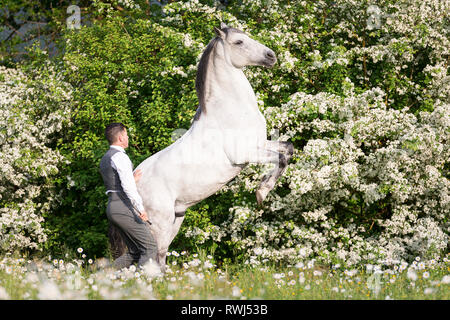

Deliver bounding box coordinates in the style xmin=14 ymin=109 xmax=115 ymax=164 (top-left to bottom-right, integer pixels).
xmin=105 ymin=122 xmax=129 ymax=148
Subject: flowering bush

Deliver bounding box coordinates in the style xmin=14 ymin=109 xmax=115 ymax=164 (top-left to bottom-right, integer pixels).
xmin=212 ymin=86 xmax=449 ymax=266
xmin=0 ymin=61 xmax=73 ymax=253
xmin=169 ymin=0 xmax=449 ymax=266
xmin=1 ymin=0 xmax=447 ymax=265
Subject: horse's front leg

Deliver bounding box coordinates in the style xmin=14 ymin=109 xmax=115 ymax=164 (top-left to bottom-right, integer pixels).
xmin=265 ymin=140 xmax=294 ymax=160
xmin=255 ymin=140 xmax=294 ymax=205
xmin=254 ymin=151 xmax=288 ymax=205
xmin=227 ymin=141 xmax=290 ymax=205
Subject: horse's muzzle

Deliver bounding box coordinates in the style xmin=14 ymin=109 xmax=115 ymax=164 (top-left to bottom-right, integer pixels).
xmin=262 ymin=50 xmax=277 ymax=67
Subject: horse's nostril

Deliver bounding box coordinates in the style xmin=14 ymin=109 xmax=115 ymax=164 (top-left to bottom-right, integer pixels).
xmin=266 ymin=51 xmax=276 ymax=60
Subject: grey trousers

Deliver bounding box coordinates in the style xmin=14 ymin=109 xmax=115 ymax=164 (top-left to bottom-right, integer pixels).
xmin=106 ymin=192 xmax=158 ymax=269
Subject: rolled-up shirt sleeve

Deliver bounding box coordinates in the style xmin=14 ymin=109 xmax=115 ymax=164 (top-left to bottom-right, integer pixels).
xmin=110 ymin=152 xmax=145 ymax=213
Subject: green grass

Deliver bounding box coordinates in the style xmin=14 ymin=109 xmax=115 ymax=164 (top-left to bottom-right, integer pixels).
xmin=151 ymin=263 xmax=449 ymax=300
xmin=0 ymin=252 xmax=448 ymax=300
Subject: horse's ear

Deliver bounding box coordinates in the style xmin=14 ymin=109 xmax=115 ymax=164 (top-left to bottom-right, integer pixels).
xmin=220 ymin=22 xmax=228 ymax=29
xmin=214 ymin=26 xmax=226 ymax=39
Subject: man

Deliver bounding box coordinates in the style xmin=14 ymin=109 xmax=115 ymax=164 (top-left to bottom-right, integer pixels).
xmin=99 ymin=122 xmax=157 ymax=269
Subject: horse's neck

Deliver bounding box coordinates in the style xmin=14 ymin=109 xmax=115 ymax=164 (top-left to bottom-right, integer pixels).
xmin=205 ymin=45 xmax=257 ymax=113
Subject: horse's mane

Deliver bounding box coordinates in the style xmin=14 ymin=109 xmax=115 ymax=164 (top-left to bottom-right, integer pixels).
xmin=194 ymin=27 xmax=244 ymax=121
xmin=194 ymin=36 xmax=220 ymax=120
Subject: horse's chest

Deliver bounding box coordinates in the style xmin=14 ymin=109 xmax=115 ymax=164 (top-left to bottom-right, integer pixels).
xmin=218 ymin=100 xmax=266 ymax=127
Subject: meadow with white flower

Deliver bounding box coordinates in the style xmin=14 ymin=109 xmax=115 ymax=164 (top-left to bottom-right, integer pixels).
xmin=0 ymin=0 xmax=449 ymax=300
xmin=0 ymin=249 xmax=448 ymax=299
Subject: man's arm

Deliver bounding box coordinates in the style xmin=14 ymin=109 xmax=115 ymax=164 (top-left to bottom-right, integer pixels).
xmin=111 ymin=152 xmax=147 ymax=220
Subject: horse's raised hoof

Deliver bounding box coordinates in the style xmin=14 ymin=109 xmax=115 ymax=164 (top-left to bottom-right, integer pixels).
xmin=256 ymin=191 xmax=263 ymax=206
xmin=256 ymin=187 xmax=269 ymax=206
xmin=286 ymin=142 xmax=294 ymax=159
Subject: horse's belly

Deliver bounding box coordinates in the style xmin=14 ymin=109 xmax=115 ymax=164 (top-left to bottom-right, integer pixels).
xmin=137 ymin=149 xmax=243 ymax=211
xmin=135 ymin=121 xmax=257 ymax=211
xmin=172 ymin=162 xmax=243 ymax=209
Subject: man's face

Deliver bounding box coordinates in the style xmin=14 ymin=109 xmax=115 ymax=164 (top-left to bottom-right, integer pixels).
xmin=121 ymin=129 xmax=129 ymax=148
xmin=115 ymin=128 xmax=129 ymax=148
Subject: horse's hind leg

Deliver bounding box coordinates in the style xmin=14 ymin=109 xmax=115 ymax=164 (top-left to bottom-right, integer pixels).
xmin=154 ymin=224 xmax=171 ymax=272
xmin=143 ymin=202 xmax=173 ymax=273
xmin=152 ymin=220 xmax=183 ymax=272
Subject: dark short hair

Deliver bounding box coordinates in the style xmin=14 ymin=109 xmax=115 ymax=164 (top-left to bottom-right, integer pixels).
xmin=105 ymin=123 xmax=126 ymax=145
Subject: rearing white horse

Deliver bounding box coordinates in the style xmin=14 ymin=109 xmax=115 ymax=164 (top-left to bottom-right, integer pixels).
xmin=135 ymin=23 xmax=294 ymax=269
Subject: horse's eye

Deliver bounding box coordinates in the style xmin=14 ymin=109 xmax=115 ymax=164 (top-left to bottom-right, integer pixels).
xmin=234 ymin=40 xmax=243 ymax=45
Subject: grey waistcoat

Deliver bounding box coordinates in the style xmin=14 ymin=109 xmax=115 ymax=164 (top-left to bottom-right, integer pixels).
xmin=99 ymin=147 xmax=124 ymax=194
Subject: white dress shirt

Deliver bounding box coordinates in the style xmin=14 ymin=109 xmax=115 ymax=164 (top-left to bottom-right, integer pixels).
xmin=106 ymin=145 xmax=145 ymax=213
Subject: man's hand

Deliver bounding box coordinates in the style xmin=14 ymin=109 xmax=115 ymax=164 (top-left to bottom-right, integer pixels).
xmin=139 ymin=210 xmax=149 ymax=222
xmin=133 ymin=169 xmax=142 ymax=183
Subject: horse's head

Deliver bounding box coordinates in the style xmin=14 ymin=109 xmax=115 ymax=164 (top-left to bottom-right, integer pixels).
xmin=214 ymin=22 xmax=277 ymax=69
